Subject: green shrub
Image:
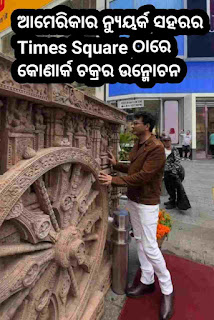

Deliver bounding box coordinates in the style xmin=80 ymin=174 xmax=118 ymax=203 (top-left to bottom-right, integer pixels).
xmin=119 ymin=132 xmax=135 ymax=161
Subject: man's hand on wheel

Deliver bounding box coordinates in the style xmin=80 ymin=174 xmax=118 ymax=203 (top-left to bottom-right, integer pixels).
xmin=98 ymin=172 xmax=112 ymax=186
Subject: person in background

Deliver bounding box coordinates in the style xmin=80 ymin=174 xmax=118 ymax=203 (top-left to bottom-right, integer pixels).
xmin=179 ymin=130 xmax=192 ymax=160
xmin=99 ymin=111 xmax=174 ymax=320
xmin=163 ymin=136 xmax=191 ymax=210
xmin=209 ymin=131 xmax=214 ymax=158
xmin=160 ymin=131 xmax=167 ymax=143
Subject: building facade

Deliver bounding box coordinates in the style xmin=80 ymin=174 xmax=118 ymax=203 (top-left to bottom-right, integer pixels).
xmin=0 ymin=0 xmax=97 ymax=96
xmin=107 ymin=0 xmax=214 ymax=159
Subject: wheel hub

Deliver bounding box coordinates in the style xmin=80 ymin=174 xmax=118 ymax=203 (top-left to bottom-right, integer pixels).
xmin=55 ymin=226 xmax=85 ymax=268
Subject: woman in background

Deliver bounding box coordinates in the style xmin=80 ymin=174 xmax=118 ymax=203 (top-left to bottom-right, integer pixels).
xmin=162 ymin=136 xmax=191 ymax=210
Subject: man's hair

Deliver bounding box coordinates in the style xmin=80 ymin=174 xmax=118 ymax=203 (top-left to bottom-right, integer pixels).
xmin=162 ymin=135 xmax=171 ymax=141
xmin=134 ymin=111 xmax=156 ymax=132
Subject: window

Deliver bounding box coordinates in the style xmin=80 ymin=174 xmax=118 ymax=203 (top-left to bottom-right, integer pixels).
xmin=187 ymin=0 xmax=214 ymax=57
xmin=164 ymin=101 xmax=179 ymax=144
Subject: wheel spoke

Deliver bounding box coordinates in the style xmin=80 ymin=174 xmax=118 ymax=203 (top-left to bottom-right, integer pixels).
xmin=15 ymin=262 xmax=58 ymax=320
xmin=50 ymin=163 xmax=72 ymax=203
xmin=34 ymin=177 xmax=60 ymax=232
xmin=80 ymin=208 xmax=102 ymax=235
xmin=77 ymin=173 xmax=95 ymax=200
xmin=75 ymin=190 xmax=100 ymax=226
xmin=59 ymin=164 xmax=84 ymax=228
xmin=51 ymin=164 xmax=85 ymax=230
xmin=0 ymin=242 xmax=53 ymax=257
xmin=59 ymin=268 xmax=71 ymax=306
xmin=0 ymin=287 xmax=32 ymax=320
xmin=83 ymin=233 xmax=99 ymax=241
xmin=68 ymin=267 xmax=79 ymax=298
xmin=11 ymin=207 xmax=53 ymax=244
xmin=0 ymin=249 xmax=54 ymax=304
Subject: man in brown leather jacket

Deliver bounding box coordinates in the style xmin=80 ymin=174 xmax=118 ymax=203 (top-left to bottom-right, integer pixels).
xmin=99 ymin=111 xmax=174 ymax=320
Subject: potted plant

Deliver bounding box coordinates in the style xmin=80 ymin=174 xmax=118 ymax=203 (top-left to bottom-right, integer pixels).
xmin=157 ymin=209 xmax=172 ymax=248
xmin=119 ymin=131 xmax=135 ymax=161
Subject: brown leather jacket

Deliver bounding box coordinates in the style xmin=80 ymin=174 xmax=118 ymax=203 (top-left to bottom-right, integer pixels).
xmin=112 ymin=135 xmax=166 ymax=205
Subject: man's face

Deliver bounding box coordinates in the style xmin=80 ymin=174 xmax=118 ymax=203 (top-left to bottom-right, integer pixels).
xmin=163 ymin=140 xmax=171 ymax=149
xmin=131 ymin=117 xmax=149 ymax=136
xmin=186 ymin=131 xmax=190 ymax=135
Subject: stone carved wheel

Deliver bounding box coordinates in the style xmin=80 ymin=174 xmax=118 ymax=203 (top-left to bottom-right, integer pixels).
xmin=0 ymin=147 xmax=108 ymax=320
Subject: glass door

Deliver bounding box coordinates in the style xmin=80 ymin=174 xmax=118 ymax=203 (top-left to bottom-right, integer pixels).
xmin=164 ymin=101 xmax=179 ymax=144
xmin=208 ymin=107 xmax=214 ymax=156
xmin=196 ymin=106 xmax=214 ymax=159
xmin=196 ymin=107 xmax=207 ymax=159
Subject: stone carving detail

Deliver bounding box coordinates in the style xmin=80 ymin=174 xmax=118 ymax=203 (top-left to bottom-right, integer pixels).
xmin=23 ymin=263 xmax=39 ymax=287
xmin=65 ymin=114 xmax=75 ymax=146
xmin=100 ymin=124 xmax=109 ymax=156
xmin=0 ymin=222 xmax=20 ymax=245
xmin=0 ymin=59 xmax=48 ymax=100
xmin=68 ymin=266 xmax=79 ymax=298
xmin=8 ymin=100 xmax=35 ymax=132
xmin=53 ymin=136 xmax=70 ymax=147
xmin=6 ymin=199 xmax=24 ymax=220
xmin=81 ymin=208 xmax=102 ymax=236
xmin=6 ymin=97 xmax=16 ymax=129
xmin=17 ymin=137 xmax=35 ymax=160
xmin=51 ymin=83 xmax=126 ymax=123
xmin=0 ymin=53 xmax=125 ymax=320
xmin=85 ymin=118 xmax=93 ymax=152
xmin=74 ymin=115 xmax=87 ymax=150
xmin=0 ymin=148 xmax=110 ymax=320
xmin=61 ymin=194 xmax=73 ymax=212
xmin=59 ymin=269 xmax=71 ymax=305
xmin=0 ymin=60 xmax=19 ymax=88
xmin=34 ymin=106 xmax=46 ymax=131
xmin=34 ymin=177 xmax=60 ymax=233
xmin=36 ymin=290 xmax=50 ymax=312
xmin=55 ymin=225 xmax=87 ymax=269
xmin=11 ymin=207 xmax=51 ymax=243
xmin=37 ymin=305 xmax=50 ymax=320
xmin=23 ymin=147 xmax=37 ymax=159
xmin=0 ymin=249 xmax=54 ymax=304
xmin=75 ymin=115 xmax=86 ymax=136
xmin=34 ymin=220 xmax=51 ymax=240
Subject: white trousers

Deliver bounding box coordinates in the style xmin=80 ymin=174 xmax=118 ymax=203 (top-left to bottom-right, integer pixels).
xmin=126 ymin=199 xmax=173 ymax=295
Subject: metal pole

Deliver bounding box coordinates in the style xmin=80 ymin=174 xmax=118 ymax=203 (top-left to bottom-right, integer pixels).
xmin=111 ymin=209 xmax=130 ymax=295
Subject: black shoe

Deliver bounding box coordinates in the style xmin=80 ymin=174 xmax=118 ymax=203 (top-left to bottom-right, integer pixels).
xmin=177 ymin=204 xmax=191 ymax=210
xmin=165 ymin=203 xmax=176 ymax=209
xmin=164 ymin=200 xmax=173 ymax=206
xmin=126 ymin=282 xmax=155 ymax=298
xmin=160 ymin=292 xmax=174 ymax=320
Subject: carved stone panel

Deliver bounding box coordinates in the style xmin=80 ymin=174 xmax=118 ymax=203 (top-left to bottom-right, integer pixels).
xmin=7 ymin=134 xmax=35 ymax=167
xmin=0 ymin=53 xmax=126 ymax=320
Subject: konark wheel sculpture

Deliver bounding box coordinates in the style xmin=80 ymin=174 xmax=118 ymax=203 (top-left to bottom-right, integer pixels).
xmin=0 ymin=147 xmax=108 ymax=320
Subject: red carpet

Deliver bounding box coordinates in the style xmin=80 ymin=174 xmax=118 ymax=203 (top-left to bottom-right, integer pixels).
xmin=119 ymin=254 xmax=214 ymax=320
